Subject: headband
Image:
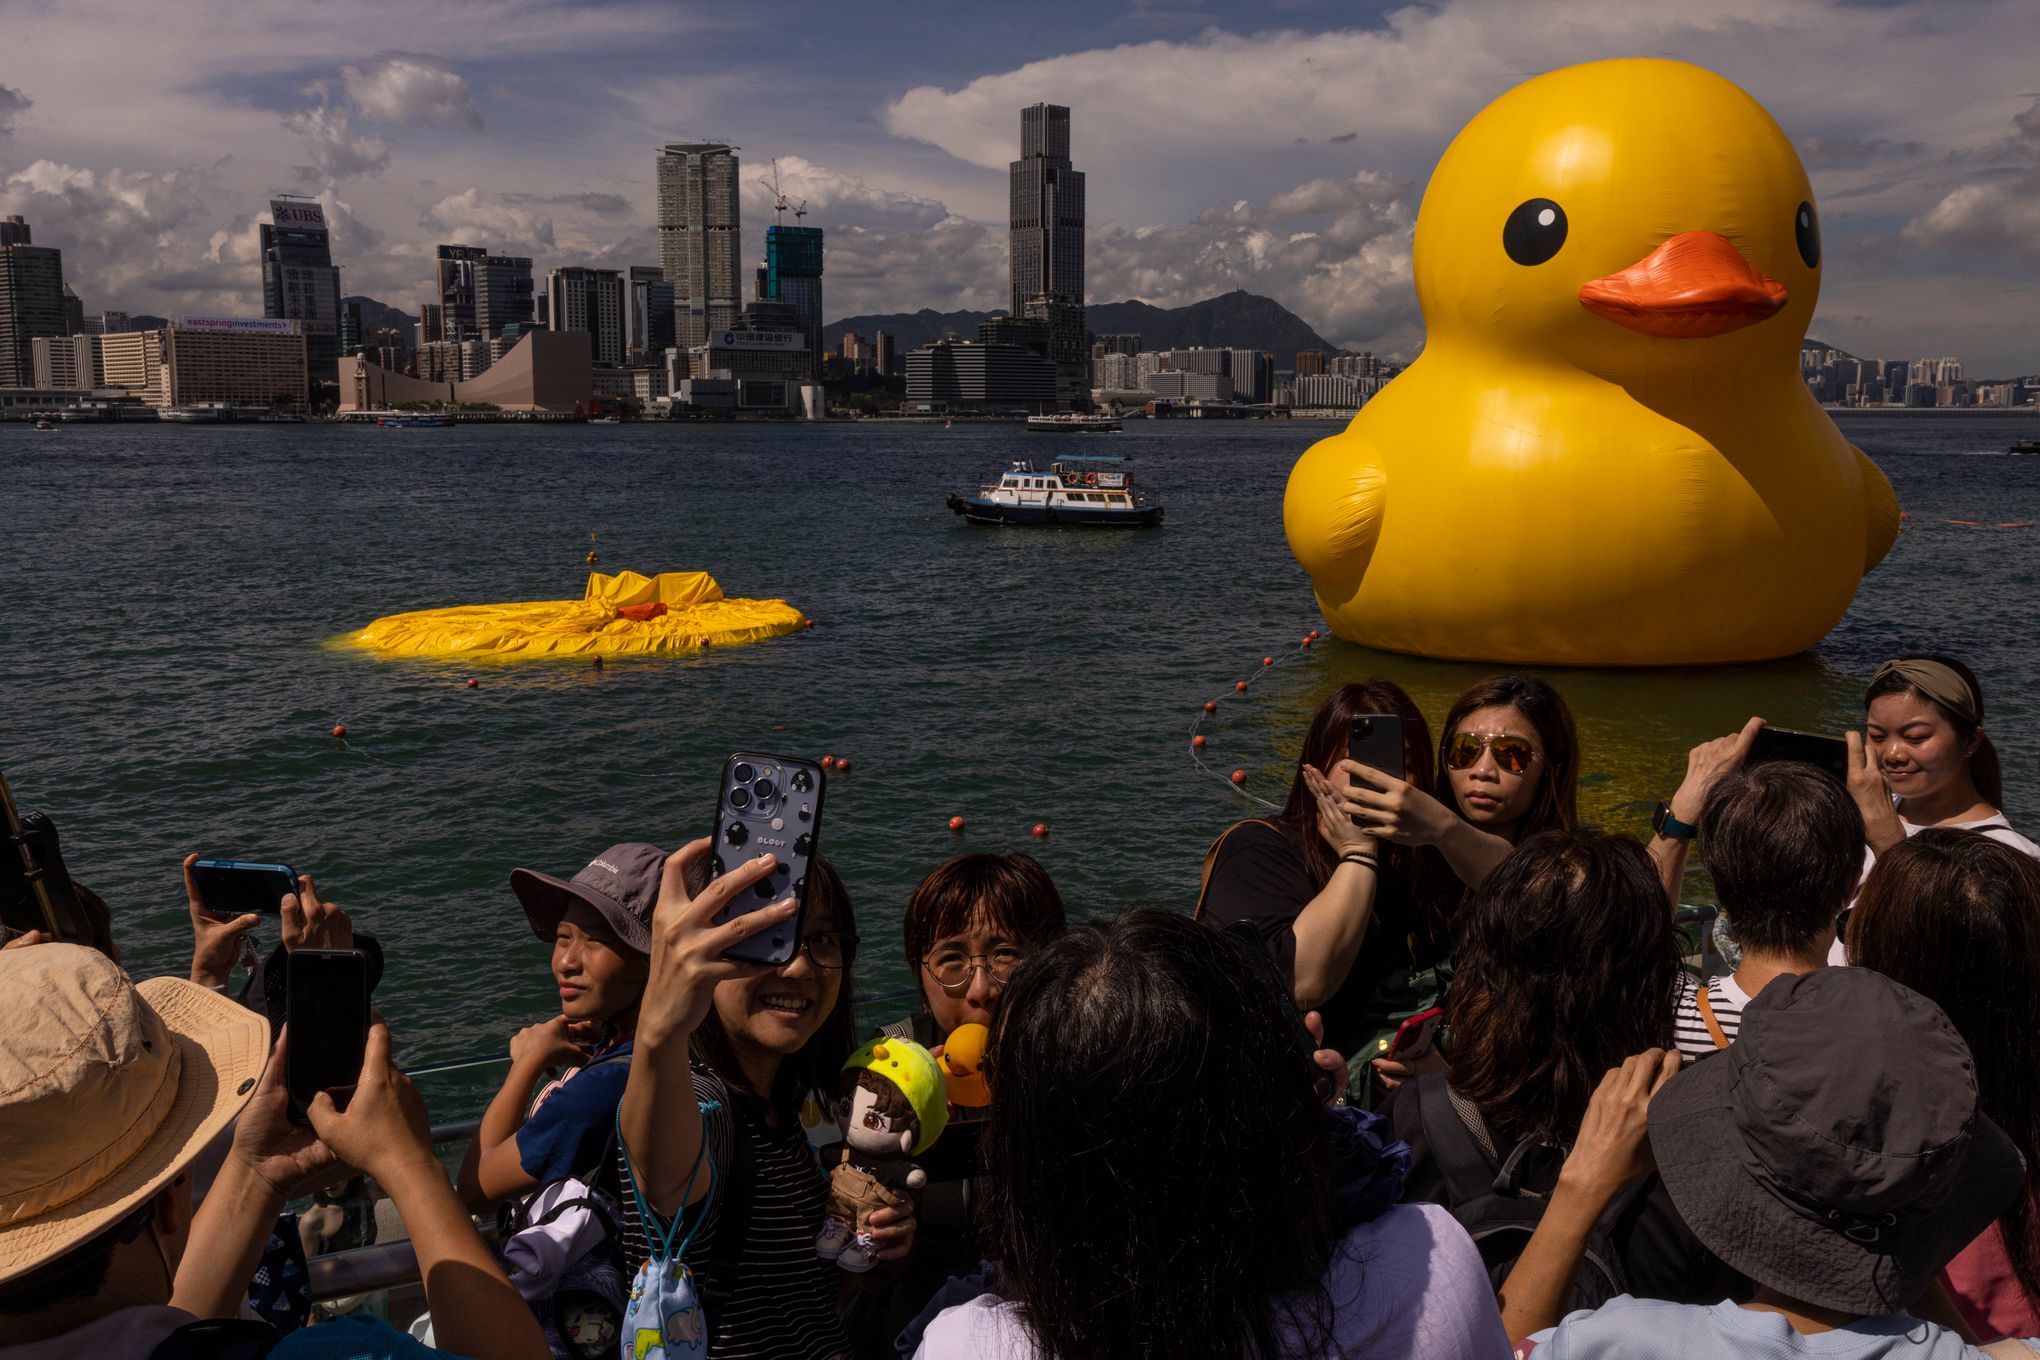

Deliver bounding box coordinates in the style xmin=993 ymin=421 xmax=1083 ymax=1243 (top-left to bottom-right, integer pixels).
xmin=1870 ymin=659 xmax=1980 ymax=727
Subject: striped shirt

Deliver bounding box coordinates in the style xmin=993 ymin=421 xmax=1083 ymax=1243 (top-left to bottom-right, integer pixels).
xmin=684 ymin=1064 xmax=846 ymax=1360
xmin=1673 ymin=973 xmax=1751 ymax=1061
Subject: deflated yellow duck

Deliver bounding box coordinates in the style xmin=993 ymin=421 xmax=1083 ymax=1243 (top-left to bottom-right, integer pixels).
xmin=1284 ymin=59 xmax=1899 ymax=666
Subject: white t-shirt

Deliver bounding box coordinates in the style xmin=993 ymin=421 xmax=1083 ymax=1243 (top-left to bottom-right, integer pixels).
xmin=914 ymin=1201 xmax=1510 ymax=1360
xmin=1518 ymin=1296 xmax=2007 ymax=1359
xmin=1829 ymin=808 xmax=2040 ymax=964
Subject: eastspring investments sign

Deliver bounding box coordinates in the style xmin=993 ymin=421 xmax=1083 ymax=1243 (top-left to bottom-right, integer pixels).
xmin=176 ymin=316 xmax=302 ymax=336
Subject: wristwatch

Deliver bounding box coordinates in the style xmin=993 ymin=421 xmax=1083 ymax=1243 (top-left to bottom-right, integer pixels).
xmin=1652 ymin=801 xmax=1699 ymax=840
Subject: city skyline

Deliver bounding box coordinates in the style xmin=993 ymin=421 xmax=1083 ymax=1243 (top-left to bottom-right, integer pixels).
xmin=1 ymin=1 xmax=2037 ymax=371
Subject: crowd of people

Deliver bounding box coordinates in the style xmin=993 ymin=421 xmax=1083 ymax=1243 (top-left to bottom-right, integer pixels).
xmin=4 ymin=651 xmax=2040 ymax=1360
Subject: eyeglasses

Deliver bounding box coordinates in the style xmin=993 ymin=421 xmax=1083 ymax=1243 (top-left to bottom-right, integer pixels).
xmin=922 ymin=947 xmax=1029 ymax=992
xmin=798 ymin=931 xmax=859 ymax=970
xmin=1445 ymin=731 xmax=1541 ymax=775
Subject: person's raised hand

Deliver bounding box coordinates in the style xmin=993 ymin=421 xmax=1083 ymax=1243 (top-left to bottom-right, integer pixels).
xmin=1301 ymin=765 xmax=1376 ymax=858
xmin=1846 ymin=730 xmax=1906 ymax=853
xmin=1666 ymin=718 xmax=1765 ymax=826
xmin=2 ymin=928 xmax=42 ymax=950
xmin=637 ymin=839 xmax=797 ymax=1045
xmin=1371 ymin=1044 xmax=1450 ymax=1095
xmin=1303 ymin=1009 xmax=1346 ymax=1104
xmin=1558 ymin=1049 xmax=1681 ymax=1200
xmin=1341 ymin=761 xmax=1460 ymax=848
xmin=510 ymin=1014 xmax=589 ymax=1071
xmin=184 ymin=853 xmax=259 ymax=990
xmin=306 ymin=1020 xmax=438 ymax=1185
xmin=281 ymin=874 xmax=353 ymax=953
xmin=230 ymin=1029 xmax=344 ymax=1201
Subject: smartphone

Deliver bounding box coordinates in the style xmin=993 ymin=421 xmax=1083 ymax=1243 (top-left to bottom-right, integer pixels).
xmin=191 ymin=860 xmax=299 ymax=918
xmin=1748 ymin=726 xmax=1849 ymax=783
xmin=286 ymin=948 xmax=370 ymax=1126
xmin=1348 ymin=714 xmax=1406 ymax=783
xmin=709 ymin=753 xmax=826 ymax=967
xmin=1385 ymin=1007 xmax=1445 ymax=1063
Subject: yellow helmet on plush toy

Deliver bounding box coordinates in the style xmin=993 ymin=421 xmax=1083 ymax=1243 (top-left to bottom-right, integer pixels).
xmin=844 ymin=1038 xmax=949 ymax=1155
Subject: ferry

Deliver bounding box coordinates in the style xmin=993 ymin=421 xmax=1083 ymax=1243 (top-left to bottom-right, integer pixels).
xmin=1027 ymin=413 xmax=1121 ymax=433
xmin=160 ymin=404 xmax=230 ymax=423
xmin=947 ymin=456 xmax=1163 ymax=528
xmin=380 ymin=413 xmax=456 ymax=429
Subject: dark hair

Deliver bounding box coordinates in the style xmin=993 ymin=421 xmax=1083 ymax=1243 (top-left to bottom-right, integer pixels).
xmin=1447 ymin=828 xmax=1680 ymax=1147
xmin=981 ymin=909 xmax=1333 ymax=1360
xmin=1865 ymin=653 xmax=2003 ymax=806
xmin=1849 ymin=830 xmax=2040 ymax=1305
xmin=684 ymin=851 xmax=857 ymax=1122
xmin=0 ymin=1195 xmax=155 ymax=1315
xmin=1278 ymin=680 xmax=1436 ymax=888
xmin=901 ymin=853 xmax=1067 ymax=970
xmin=1699 ymin=762 xmax=1864 ymax=953
xmin=1434 ymin=675 xmax=1579 ymax=841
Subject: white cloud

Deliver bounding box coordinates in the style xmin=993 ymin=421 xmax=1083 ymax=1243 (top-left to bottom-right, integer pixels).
xmin=1899 ymin=96 xmax=2040 ymax=260
xmin=419 ymin=188 xmax=556 ymax=253
xmin=341 ymin=54 xmax=484 ymax=130
xmin=282 ymin=104 xmax=392 ymax=181
xmin=0 ymin=86 xmax=30 ymax=140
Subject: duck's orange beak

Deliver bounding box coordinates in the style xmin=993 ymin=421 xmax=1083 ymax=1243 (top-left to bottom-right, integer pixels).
xmin=1578 ymin=231 xmax=1787 ymax=339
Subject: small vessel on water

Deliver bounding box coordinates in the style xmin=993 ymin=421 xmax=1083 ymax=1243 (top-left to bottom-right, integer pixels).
xmin=2011 ymin=439 xmax=2040 ymax=455
xmin=31 ymin=417 xmax=56 ymax=431
xmin=159 ymin=404 xmax=230 ymax=423
xmin=379 ymin=413 xmax=456 ymax=429
xmin=947 ymin=456 xmax=1163 ymax=528
xmin=1027 ymin=412 xmax=1121 ymax=433
xmin=588 ymin=414 xmax=621 ymax=425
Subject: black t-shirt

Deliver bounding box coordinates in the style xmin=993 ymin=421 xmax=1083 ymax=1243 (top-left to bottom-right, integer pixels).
xmin=1198 ymin=819 xmax=1445 ymax=1058
xmin=1379 ymin=1079 xmax=1749 ymax=1306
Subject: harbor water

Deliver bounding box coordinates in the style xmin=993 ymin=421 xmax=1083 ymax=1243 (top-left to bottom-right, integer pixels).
xmin=4 ymin=414 xmax=2037 ymax=1108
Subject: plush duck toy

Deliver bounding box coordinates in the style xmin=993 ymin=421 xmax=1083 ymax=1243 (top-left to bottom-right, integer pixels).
xmin=936 ymin=1022 xmax=992 ymax=1109
xmin=1283 ymin=59 xmax=1899 ymax=665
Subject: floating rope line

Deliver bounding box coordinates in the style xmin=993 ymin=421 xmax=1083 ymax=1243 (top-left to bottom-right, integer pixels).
xmin=1899 ymin=511 xmax=2035 ymax=529
xmin=1188 ymin=626 xmax=1326 ymax=810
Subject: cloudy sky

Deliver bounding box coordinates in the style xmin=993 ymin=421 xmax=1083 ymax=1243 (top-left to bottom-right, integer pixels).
xmin=2 ymin=0 xmax=2036 ymax=371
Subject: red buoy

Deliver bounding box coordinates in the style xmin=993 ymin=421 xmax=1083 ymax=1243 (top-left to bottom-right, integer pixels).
xmin=332 ymin=724 xmax=347 ymax=739
xmin=1235 ymin=680 xmax=1248 ymax=692
xmin=1262 ymin=656 xmax=1274 ymax=666
xmin=1230 ymin=770 xmax=1246 ymax=784
xmin=1203 ymin=700 xmax=1217 ymax=713
xmin=1192 ymin=735 xmax=1207 ymax=749
xmin=1031 ymin=823 xmax=1048 ymax=838
xmin=804 ymin=619 xmax=816 ymax=629
xmin=834 ymin=757 xmax=852 ymax=773
xmin=949 ymin=816 xmax=966 ymax=833
xmin=820 ymin=755 xmax=835 ymax=768
xmin=1309 ymin=629 xmax=1321 ymax=639
xmin=1301 ymin=636 xmax=1313 ymax=647
xmin=465 ymin=678 xmax=478 ymax=688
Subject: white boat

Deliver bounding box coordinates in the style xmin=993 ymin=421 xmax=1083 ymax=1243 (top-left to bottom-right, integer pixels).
xmin=31 ymin=418 xmax=56 ymax=431
xmin=1027 ymin=413 xmax=1121 ymax=433
xmin=947 ymin=456 xmax=1162 ymax=528
xmin=160 ymin=405 xmax=229 ymax=423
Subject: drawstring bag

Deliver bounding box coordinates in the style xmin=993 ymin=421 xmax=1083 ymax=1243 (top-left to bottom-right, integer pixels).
xmin=616 ymin=1103 xmax=717 ymax=1360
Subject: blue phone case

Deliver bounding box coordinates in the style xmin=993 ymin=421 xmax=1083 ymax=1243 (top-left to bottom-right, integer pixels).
xmin=709 ymin=753 xmax=826 ymax=966
xmin=191 ymin=859 xmax=300 ymax=916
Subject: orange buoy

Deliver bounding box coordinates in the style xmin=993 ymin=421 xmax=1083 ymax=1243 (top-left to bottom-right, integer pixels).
xmin=1203 ymin=700 xmax=1218 ymax=713
xmin=465 ymin=678 xmax=478 ymax=688
xmin=1309 ymin=629 xmax=1320 ymax=639
xmin=803 ymin=619 xmax=816 ymax=629
xmin=820 ymin=755 xmax=835 ymax=768
xmin=332 ymin=724 xmax=347 ymax=739
xmin=1262 ymin=656 xmax=1274 ymax=666
xmin=1192 ymin=735 xmax=1207 ymax=748
xmin=1301 ymin=636 xmax=1313 ymax=647
xmin=1230 ymin=770 xmax=1246 ymax=784
xmin=834 ymin=757 xmax=852 ymax=773
xmin=1031 ymin=823 xmax=1048 ymax=838
xmin=1235 ymin=680 xmax=1248 ymax=692
xmin=949 ymin=816 xmax=966 ymax=833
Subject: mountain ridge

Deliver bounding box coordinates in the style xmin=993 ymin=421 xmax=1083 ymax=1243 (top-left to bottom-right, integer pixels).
xmin=825 ymin=288 xmax=1337 ymax=358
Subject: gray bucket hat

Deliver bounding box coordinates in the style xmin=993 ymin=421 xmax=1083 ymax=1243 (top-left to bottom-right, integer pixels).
xmin=1648 ymin=967 xmax=2024 ymax=1316
xmin=509 ymin=843 xmax=665 ymax=957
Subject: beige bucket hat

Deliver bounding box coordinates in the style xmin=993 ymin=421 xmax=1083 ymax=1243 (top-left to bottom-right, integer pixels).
xmin=0 ymin=943 xmax=271 ymax=1284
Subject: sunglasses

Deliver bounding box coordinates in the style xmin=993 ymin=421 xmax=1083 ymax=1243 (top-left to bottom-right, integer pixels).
xmin=1445 ymin=731 xmax=1541 ymax=775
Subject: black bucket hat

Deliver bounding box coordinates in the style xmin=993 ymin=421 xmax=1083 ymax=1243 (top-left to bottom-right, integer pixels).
xmin=509 ymin=843 xmax=665 ymax=957
xmin=1648 ymin=967 xmax=2024 ymax=1316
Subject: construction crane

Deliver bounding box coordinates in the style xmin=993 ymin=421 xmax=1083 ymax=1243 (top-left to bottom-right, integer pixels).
xmin=769 ymin=160 xmax=790 ymax=227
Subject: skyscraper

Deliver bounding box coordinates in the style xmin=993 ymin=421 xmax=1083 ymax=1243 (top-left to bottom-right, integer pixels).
xmin=474 ymin=255 xmax=535 ymax=338
xmin=547 ymin=266 xmax=626 ymax=367
xmin=656 ymin=143 xmax=741 ymax=349
xmin=764 ymin=223 xmax=823 ymax=382
xmin=259 ymin=196 xmax=342 ymax=382
xmin=1009 ymin=104 xmax=1086 ymax=409
xmin=624 ymin=265 xmax=675 ymax=363
xmin=0 ymin=216 xmax=67 ymax=388
xmin=435 ymin=244 xmax=487 ymax=339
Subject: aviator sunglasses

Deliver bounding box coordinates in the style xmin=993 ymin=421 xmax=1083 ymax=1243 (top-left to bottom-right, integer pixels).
xmin=1444 ymin=731 xmax=1541 ymax=775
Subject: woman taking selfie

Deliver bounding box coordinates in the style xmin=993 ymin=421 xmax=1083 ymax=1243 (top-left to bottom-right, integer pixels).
xmin=618 ymin=844 xmax=884 ymax=1360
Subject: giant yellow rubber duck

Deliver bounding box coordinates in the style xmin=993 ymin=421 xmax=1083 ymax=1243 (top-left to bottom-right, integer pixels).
xmin=1284 ymin=59 xmax=1900 ymax=665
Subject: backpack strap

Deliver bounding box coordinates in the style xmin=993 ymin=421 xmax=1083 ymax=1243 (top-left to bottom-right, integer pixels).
xmin=1192 ymin=818 xmax=1284 ymax=921
xmin=1415 ymin=1073 xmax=1508 ymax=1204
xmin=1694 ymin=983 xmax=1732 ymax=1050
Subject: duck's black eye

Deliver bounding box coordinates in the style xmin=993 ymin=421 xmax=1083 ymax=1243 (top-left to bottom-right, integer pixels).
xmin=1502 ymin=198 xmax=1568 ymax=266
xmin=1794 ymin=200 xmax=1820 ymax=269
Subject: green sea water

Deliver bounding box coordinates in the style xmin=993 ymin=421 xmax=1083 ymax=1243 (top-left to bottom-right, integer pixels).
xmin=4 ymin=413 xmax=2036 ymax=1113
